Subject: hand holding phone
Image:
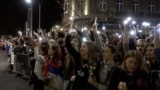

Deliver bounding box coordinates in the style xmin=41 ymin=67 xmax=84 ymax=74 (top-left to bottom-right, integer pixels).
xmin=92 ymin=17 xmax=98 ymax=31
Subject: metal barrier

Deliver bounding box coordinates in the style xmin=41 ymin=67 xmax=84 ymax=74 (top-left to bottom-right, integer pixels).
xmin=16 ymin=53 xmax=30 ymax=78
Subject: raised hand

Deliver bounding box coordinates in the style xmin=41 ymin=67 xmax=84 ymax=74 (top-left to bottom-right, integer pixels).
xmin=118 ymin=82 xmax=127 ymax=90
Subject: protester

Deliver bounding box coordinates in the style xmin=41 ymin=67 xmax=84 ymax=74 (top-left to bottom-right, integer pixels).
xmin=33 ymin=41 xmax=49 ymax=90
xmin=65 ymin=34 xmax=100 ymax=90
xmin=44 ymin=45 xmax=63 ymax=90
xmin=88 ymin=45 xmax=118 ymax=90
xmin=108 ymin=50 xmax=149 ymax=90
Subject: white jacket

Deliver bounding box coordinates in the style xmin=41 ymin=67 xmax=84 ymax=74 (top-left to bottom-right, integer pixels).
xmin=34 ymin=47 xmax=45 ymax=80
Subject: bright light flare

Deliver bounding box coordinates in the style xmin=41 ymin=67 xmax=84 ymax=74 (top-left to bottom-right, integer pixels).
xmin=69 ymin=29 xmax=76 ymax=34
xmin=39 ymin=37 xmax=42 ymax=41
xmin=118 ymin=35 xmax=122 ymax=38
xmin=18 ymin=31 xmax=22 ymax=36
xmin=132 ymin=21 xmax=136 ymax=24
xmin=25 ymin=0 xmax=31 ymax=3
xmin=70 ymin=16 xmax=74 ymax=20
xmin=55 ymin=25 xmax=59 ymax=28
xmin=84 ymin=27 xmax=87 ymax=30
xmin=130 ymin=30 xmax=136 ymax=35
xmin=138 ymin=30 xmax=142 ymax=33
xmin=126 ymin=17 xmax=131 ymax=21
xmin=102 ymin=26 xmax=106 ymax=30
xmin=123 ymin=17 xmax=132 ymax=25
xmin=97 ymin=31 xmax=100 ymax=34
xmin=142 ymin=22 xmax=150 ymax=27
xmin=60 ymin=28 xmax=63 ymax=31
xmin=123 ymin=20 xmax=128 ymax=25
xmin=82 ymin=37 xmax=87 ymax=42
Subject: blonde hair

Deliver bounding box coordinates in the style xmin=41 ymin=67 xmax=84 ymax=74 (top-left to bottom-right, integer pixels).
xmin=120 ymin=50 xmax=148 ymax=73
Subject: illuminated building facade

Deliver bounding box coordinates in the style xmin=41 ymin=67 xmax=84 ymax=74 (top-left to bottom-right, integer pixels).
xmin=63 ymin=0 xmax=160 ymax=30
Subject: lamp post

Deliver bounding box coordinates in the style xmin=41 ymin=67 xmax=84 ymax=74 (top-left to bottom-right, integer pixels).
xmin=25 ymin=0 xmax=33 ymax=37
xmin=38 ymin=2 xmax=41 ymax=29
xmin=25 ymin=0 xmax=41 ymax=37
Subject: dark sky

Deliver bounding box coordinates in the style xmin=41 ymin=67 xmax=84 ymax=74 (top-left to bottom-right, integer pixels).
xmin=0 ymin=0 xmax=64 ymax=35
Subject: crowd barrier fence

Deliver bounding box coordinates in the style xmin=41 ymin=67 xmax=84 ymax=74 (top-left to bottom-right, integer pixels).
xmin=16 ymin=53 xmax=30 ymax=78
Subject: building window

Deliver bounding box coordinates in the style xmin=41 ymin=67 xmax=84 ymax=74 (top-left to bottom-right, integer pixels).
xmin=132 ymin=0 xmax=139 ymax=12
xmin=99 ymin=0 xmax=107 ymax=11
xmin=116 ymin=0 xmax=123 ymax=11
xmin=148 ymin=1 xmax=155 ymax=12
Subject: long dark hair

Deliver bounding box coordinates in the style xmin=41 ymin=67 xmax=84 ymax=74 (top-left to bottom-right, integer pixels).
xmin=105 ymin=45 xmax=118 ymax=62
xmin=81 ymin=41 xmax=99 ymax=64
xmin=40 ymin=42 xmax=49 ymax=56
xmin=50 ymin=46 xmax=59 ymax=62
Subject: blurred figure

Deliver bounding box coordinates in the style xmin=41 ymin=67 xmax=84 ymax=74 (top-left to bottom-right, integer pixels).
xmin=33 ymin=42 xmax=49 ymax=90
xmin=88 ymin=45 xmax=118 ymax=90
xmin=63 ymin=47 xmax=75 ymax=90
xmin=145 ymin=44 xmax=160 ymax=90
xmin=108 ymin=50 xmax=149 ymax=90
xmin=136 ymin=39 xmax=146 ymax=56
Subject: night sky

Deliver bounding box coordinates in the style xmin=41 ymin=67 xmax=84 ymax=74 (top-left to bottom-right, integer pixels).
xmin=0 ymin=0 xmax=64 ymax=35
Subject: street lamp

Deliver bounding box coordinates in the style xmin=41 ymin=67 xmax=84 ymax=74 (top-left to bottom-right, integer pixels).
xmin=38 ymin=2 xmax=41 ymax=29
xmin=25 ymin=0 xmax=33 ymax=37
xmin=26 ymin=0 xmax=31 ymax=3
xmin=25 ymin=0 xmax=41 ymax=37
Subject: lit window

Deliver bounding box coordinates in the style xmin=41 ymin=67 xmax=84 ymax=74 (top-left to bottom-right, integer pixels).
xmin=116 ymin=0 xmax=123 ymax=11
xmin=132 ymin=0 xmax=139 ymax=12
xmin=99 ymin=0 xmax=107 ymax=11
xmin=148 ymin=1 xmax=155 ymax=12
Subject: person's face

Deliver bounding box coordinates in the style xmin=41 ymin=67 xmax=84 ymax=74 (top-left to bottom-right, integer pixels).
xmin=117 ymin=42 xmax=122 ymax=50
xmin=80 ymin=43 xmax=88 ymax=56
xmin=136 ymin=41 xmax=146 ymax=54
xmin=64 ymin=47 xmax=68 ymax=54
xmin=103 ymin=47 xmax=114 ymax=61
xmin=126 ymin=57 xmax=138 ymax=74
xmin=48 ymin=46 xmax=55 ymax=55
xmin=145 ymin=46 xmax=155 ymax=59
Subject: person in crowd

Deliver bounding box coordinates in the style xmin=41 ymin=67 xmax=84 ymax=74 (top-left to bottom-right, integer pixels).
xmin=65 ymin=34 xmax=100 ymax=90
xmin=7 ymin=39 xmax=14 ymax=73
xmin=116 ymin=41 xmax=125 ymax=64
xmin=136 ymin=39 xmax=146 ymax=56
xmin=88 ymin=45 xmax=118 ymax=90
xmin=108 ymin=50 xmax=149 ymax=90
xmin=4 ymin=39 xmax=16 ymax=73
xmin=44 ymin=45 xmax=63 ymax=90
xmin=153 ymin=24 xmax=160 ymax=64
xmin=4 ymin=40 xmax=10 ymax=56
xmin=63 ymin=46 xmax=75 ymax=90
xmin=123 ymin=25 xmax=146 ymax=55
xmin=153 ymin=24 xmax=160 ymax=90
xmin=33 ymin=41 xmax=49 ymax=90
xmin=144 ymin=44 xmax=160 ymax=89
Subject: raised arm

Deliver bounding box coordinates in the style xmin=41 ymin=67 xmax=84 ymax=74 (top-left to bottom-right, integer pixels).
xmin=123 ymin=27 xmax=130 ymax=53
xmin=153 ymin=24 xmax=160 ymax=63
xmin=34 ymin=42 xmax=45 ymax=63
xmin=92 ymin=24 xmax=103 ymax=53
xmin=65 ymin=34 xmax=81 ymax=70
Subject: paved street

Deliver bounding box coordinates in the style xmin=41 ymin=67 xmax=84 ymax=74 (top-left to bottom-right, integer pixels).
xmin=0 ymin=50 xmax=32 ymax=90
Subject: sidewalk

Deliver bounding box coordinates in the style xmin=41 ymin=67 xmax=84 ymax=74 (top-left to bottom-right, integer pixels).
xmin=0 ymin=50 xmax=32 ymax=90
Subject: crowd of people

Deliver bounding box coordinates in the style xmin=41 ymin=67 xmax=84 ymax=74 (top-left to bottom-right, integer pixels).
xmin=0 ymin=22 xmax=160 ymax=90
